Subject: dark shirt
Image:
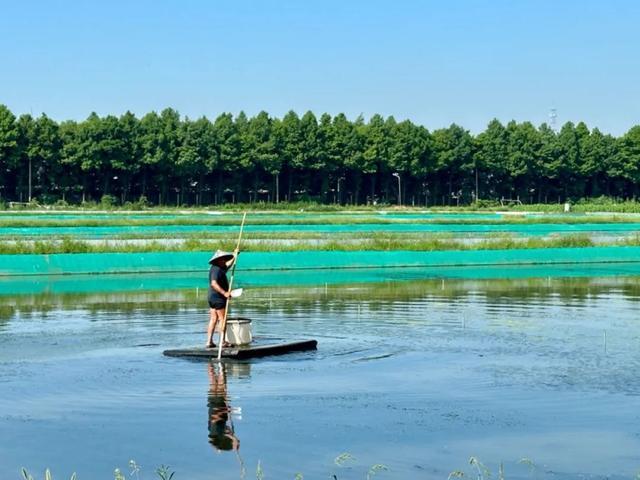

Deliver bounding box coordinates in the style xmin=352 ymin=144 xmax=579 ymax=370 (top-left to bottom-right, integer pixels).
xmin=208 ymin=265 xmax=229 ymax=301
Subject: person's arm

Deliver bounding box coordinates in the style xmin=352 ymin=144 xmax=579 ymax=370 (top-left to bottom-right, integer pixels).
xmin=225 ymin=248 xmax=240 ymax=268
xmin=211 ymin=279 xmax=231 ymax=298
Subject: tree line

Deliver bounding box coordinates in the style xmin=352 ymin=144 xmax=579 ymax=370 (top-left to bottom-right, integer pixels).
xmin=1 ymin=104 xmax=639 ymax=207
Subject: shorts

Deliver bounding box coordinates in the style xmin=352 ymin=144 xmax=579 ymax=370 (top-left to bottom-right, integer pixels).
xmin=208 ymin=298 xmax=227 ymax=310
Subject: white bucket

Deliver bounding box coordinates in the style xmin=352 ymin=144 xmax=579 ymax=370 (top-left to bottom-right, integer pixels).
xmin=224 ymin=317 xmax=253 ymax=346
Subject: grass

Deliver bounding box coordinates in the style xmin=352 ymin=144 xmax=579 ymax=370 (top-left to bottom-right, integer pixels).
xmin=20 ymin=453 xmax=389 ymax=480
xmin=1 ymin=232 xmax=638 ymax=255
xmin=6 ymin=196 xmax=640 ymax=213
xmin=18 ymin=456 xmax=640 ymax=480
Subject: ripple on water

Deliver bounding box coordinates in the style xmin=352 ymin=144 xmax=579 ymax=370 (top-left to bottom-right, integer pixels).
xmin=1 ymin=277 xmax=640 ymax=478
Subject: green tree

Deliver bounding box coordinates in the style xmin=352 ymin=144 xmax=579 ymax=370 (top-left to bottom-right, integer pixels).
xmin=325 ymin=113 xmax=360 ymax=204
xmin=505 ymin=121 xmax=541 ymax=202
xmin=555 ymin=122 xmax=582 ymax=200
xmin=0 ymin=105 xmax=19 ymax=200
xmin=612 ymin=126 xmax=640 ymax=198
xmin=65 ymin=113 xmax=126 ymax=201
xmin=246 ymin=111 xmax=279 ymax=202
xmin=296 ymin=111 xmax=319 ymax=201
xmin=432 ymin=124 xmax=473 ymax=205
xmin=278 ymin=111 xmax=303 ymax=201
xmin=178 ymin=116 xmax=215 ymax=205
xmin=535 ymin=123 xmax=560 ymax=202
xmin=2 ymin=107 xmax=640 ymax=207
xmin=115 ymin=111 xmax=142 ymax=203
xmin=345 ymin=114 xmax=367 ymax=203
xmin=315 ymin=113 xmax=333 ymax=201
xmin=361 ymin=114 xmax=387 ymax=203
xmin=58 ymin=120 xmax=84 ymax=202
xmin=138 ymin=108 xmax=181 ymax=204
xmin=388 ymin=120 xmax=431 ymax=205
xmin=212 ymin=113 xmax=241 ymax=203
xmin=475 ymin=119 xmax=509 ymax=200
xmin=22 ymin=114 xmax=62 ymax=202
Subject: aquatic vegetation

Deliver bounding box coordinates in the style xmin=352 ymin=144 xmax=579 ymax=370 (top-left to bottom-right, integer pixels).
xmin=518 ymin=457 xmax=537 ymax=476
xmin=334 ymin=452 xmax=356 ymax=466
xmin=446 ymin=457 xmax=544 ymax=480
xmin=21 ymin=469 xmax=76 ymax=480
xmin=15 ymin=444 xmax=640 ymax=479
xmin=469 ymin=456 xmax=491 ymax=480
xmin=2 ymin=230 xmax=638 ymax=254
xmin=255 ymin=460 xmax=264 ymax=480
xmin=366 ymin=464 xmax=388 ymax=480
xmin=154 ymin=465 xmax=175 ymax=480
xmin=447 ymin=471 xmax=465 ymax=479
xmin=34 ymin=455 xmax=640 ymax=480
xmin=129 ymin=461 xmax=141 ymax=480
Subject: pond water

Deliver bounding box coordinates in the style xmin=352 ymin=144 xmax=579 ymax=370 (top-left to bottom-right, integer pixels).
xmin=1 ymin=278 xmax=640 ymax=479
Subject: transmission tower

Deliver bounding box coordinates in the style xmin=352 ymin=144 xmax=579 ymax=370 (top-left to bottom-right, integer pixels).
xmin=549 ymin=108 xmax=558 ymax=132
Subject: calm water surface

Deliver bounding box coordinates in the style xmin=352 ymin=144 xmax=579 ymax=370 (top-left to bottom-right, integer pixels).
xmin=1 ymin=278 xmax=640 ymax=479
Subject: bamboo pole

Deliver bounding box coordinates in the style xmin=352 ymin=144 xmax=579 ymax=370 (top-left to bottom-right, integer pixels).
xmin=217 ymin=213 xmax=247 ymax=360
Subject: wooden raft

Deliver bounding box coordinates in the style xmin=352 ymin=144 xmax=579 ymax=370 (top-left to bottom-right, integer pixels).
xmin=163 ymin=339 xmax=317 ymax=360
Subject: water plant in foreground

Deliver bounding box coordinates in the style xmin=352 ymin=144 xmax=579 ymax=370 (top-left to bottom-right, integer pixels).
xmin=19 ymin=456 xmax=640 ymax=479
xmin=20 ymin=453 xmax=389 ymax=480
xmin=21 ymin=468 xmax=76 ymax=480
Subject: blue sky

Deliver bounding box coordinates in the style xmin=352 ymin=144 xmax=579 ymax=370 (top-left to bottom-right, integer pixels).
xmin=1 ymin=0 xmax=638 ymax=134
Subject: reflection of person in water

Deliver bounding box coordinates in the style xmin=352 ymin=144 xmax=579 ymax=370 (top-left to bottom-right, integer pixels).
xmin=207 ymin=362 xmax=240 ymax=452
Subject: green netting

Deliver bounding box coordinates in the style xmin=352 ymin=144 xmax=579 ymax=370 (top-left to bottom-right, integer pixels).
xmin=2 ymin=222 xmax=640 ymax=237
xmin=3 ymin=262 xmax=640 ymax=296
xmin=0 ymin=212 xmax=502 ymax=219
xmin=1 ymin=247 xmax=640 ymax=278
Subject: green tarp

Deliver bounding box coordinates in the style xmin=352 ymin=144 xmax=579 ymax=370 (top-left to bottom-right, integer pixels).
xmin=4 ymin=263 xmax=640 ymax=296
xmin=1 ymin=247 xmax=640 ymax=277
xmin=2 ymin=222 xmax=640 ymax=237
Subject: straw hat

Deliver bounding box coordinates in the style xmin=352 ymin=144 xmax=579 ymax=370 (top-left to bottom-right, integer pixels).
xmin=208 ymin=249 xmax=234 ymax=265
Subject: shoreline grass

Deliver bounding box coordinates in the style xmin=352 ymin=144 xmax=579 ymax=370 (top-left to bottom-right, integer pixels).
xmin=4 ymin=197 xmax=640 ymax=214
xmin=2 ymin=214 xmax=640 ymax=228
xmin=1 ymin=233 xmax=640 ymax=255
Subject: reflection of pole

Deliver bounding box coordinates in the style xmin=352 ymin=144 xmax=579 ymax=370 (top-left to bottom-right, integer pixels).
xmin=392 ymin=172 xmax=401 ymax=206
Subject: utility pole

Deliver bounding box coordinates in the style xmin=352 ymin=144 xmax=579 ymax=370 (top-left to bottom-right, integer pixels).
xmin=392 ymin=172 xmax=401 ymax=206
xmin=337 ymin=177 xmax=344 ymax=205
xmin=28 ymin=157 xmax=32 ymax=202
xmin=475 ymin=165 xmax=479 ymax=204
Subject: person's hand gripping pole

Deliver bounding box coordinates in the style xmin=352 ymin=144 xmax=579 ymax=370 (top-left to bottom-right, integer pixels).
xmin=217 ymin=213 xmax=247 ymax=360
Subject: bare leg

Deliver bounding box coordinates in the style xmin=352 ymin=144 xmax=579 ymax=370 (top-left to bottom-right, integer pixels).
xmin=215 ymin=307 xmax=229 ymax=347
xmin=206 ymin=308 xmax=218 ymax=347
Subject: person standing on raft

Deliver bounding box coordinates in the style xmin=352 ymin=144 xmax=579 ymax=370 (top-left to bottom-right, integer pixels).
xmin=206 ymin=248 xmax=239 ymax=348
